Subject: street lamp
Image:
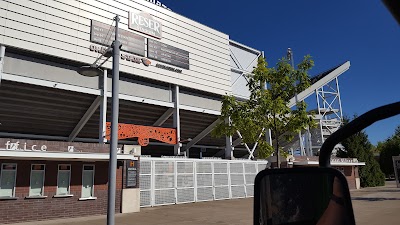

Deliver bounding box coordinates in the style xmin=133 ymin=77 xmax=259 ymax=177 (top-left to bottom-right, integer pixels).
xmin=77 ymin=65 xmax=103 ymax=77
xmin=77 ymin=15 xmax=121 ymax=225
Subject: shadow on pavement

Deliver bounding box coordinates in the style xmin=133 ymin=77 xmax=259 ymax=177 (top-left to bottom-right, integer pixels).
xmin=356 ymin=189 xmax=400 ymax=193
xmin=352 ymin=197 xmax=400 ymax=201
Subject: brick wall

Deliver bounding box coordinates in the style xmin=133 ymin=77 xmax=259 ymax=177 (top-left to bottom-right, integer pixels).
xmin=0 ymin=160 xmax=124 ymax=224
xmin=334 ymin=166 xmax=356 ymax=189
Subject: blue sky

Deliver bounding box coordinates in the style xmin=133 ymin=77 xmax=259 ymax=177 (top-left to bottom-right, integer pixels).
xmin=159 ymin=0 xmax=400 ymax=145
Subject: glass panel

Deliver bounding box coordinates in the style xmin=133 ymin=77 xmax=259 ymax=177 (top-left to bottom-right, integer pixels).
xmin=30 ymin=170 xmax=44 ymax=196
xmin=82 ymin=170 xmax=94 ymax=198
xmin=57 ymin=171 xmax=70 ymax=195
xmin=0 ymin=170 xmax=16 ymax=197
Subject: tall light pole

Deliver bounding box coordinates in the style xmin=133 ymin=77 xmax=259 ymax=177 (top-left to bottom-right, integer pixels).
xmin=77 ymin=15 xmax=121 ymax=225
xmin=287 ymin=48 xmax=305 ymax=157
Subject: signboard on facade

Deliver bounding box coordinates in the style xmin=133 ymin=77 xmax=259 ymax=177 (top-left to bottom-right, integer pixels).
xmin=147 ymin=39 xmax=189 ymax=69
xmin=126 ymin=160 xmax=139 ymax=188
xmin=129 ymin=11 xmax=162 ymax=39
xmin=91 ymin=20 xmax=146 ymax=56
xmin=331 ymin=158 xmax=359 ymax=164
xmin=0 ymin=138 xmax=115 ymax=154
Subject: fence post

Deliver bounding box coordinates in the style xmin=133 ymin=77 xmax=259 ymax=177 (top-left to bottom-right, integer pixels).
xmin=193 ymin=161 xmax=197 ymax=202
xmin=151 ymin=160 xmax=155 ymax=206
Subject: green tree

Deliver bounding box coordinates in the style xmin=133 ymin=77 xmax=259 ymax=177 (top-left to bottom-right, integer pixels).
xmin=213 ymin=56 xmax=315 ymax=166
xmin=378 ymin=125 xmax=400 ymax=177
xmin=337 ymin=116 xmax=385 ymax=187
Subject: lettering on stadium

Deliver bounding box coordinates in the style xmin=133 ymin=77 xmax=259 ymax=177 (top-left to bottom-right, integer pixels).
xmin=89 ymin=45 xmax=149 ymax=66
xmin=89 ymin=45 xmax=182 ymax=73
xmin=129 ymin=11 xmax=162 ymax=39
xmin=156 ymin=63 xmax=182 ymax=73
xmin=144 ymin=0 xmax=171 ymax=11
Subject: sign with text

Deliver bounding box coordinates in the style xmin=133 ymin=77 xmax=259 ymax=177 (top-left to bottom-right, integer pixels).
xmin=0 ymin=138 xmax=112 ymax=154
xmin=126 ymin=160 xmax=139 ymax=188
xmin=3 ymin=140 xmax=47 ymax=151
xmin=129 ymin=11 xmax=162 ymax=39
xmin=147 ymin=39 xmax=189 ymax=70
xmin=90 ymin=20 xmax=145 ymax=56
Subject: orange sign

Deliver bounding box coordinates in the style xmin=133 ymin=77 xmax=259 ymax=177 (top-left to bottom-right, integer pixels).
xmin=105 ymin=123 xmax=177 ymax=146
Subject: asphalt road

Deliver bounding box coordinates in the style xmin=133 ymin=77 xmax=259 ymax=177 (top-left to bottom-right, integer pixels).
xmin=9 ymin=181 xmax=400 ymax=225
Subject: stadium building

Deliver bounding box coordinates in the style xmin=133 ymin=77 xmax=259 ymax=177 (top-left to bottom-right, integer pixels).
xmin=0 ymin=0 xmax=363 ymax=223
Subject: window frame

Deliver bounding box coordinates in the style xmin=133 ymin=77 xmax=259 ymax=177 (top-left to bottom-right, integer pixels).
xmin=0 ymin=163 xmax=17 ymax=198
xmin=80 ymin=164 xmax=96 ymax=200
xmin=29 ymin=164 xmax=46 ymax=197
xmin=56 ymin=164 xmax=72 ymax=197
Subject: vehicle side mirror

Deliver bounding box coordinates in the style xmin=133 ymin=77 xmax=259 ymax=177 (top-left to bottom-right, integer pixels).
xmin=254 ymin=167 xmax=356 ymax=225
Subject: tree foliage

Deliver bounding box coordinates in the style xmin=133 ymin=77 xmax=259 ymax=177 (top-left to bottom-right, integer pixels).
xmin=212 ymin=56 xmax=315 ymax=161
xmin=337 ymin=116 xmax=385 ymax=187
xmin=378 ymin=125 xmax=400 ymax=177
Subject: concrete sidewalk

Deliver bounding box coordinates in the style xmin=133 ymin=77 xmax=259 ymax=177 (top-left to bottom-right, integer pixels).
xmin=351 ymin=181 xmax=400 ymax=224
xmin=8 ymin=181 xmax=400 ymax=225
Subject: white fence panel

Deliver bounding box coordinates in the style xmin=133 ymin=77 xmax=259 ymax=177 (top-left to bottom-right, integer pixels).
xmin=213 ymin=161 xmax=230 ymax=200
xmin=244 ymin=163 xmax=257 ymax=197
xmin=176 ymin=161 xmax=195 ymax=203
xmin=229 ymin=162 xmax=246 ymax=199
xmin=139 ymin=160 xmax=152 ymax=207
xmin=196 ymin=161 xmax=214 ymax=201
xmin=139 ymin=158 xmax=269 ymax=207
xmin=154 ymin=160 xmax=176 ymax=206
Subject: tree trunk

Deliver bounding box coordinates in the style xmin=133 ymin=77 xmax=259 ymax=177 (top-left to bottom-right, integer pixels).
xmin=275 ymin=131 xmax=280 ymax=168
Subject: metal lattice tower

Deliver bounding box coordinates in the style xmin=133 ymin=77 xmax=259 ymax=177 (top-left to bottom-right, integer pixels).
xmin=311 ymin=77 xmax=344 ymax=155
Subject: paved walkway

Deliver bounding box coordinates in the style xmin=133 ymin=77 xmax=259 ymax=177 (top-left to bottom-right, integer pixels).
xmin=350 ymin=181 xmax=400 ymax=224
xmin=9 ymin=181 xmax=400 ymax=225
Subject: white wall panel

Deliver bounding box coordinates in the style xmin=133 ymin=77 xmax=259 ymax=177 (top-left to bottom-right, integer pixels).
xmin=5 ymin=0 xmax=230 ymax=69
xmin=4 ymin=28 xmax=43 ymax=45
xmin=0 ymin=1 xmax=9 ymax=9
xmin=8 ymin=0 xmax=46 ymax=13
xmin=229 ymin=41 xmax=259 ymax=99
xmin=0 ymin=0 xmax=232 ymax=95
xmin=2 ymin=36 xmax=43 ymax=53
xmin=6 ymin=11 xmax=45 ymax=29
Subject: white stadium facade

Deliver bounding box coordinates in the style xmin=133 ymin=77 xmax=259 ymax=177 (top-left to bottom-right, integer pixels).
xmin=0 ymin=0 xmax=363 ymax=223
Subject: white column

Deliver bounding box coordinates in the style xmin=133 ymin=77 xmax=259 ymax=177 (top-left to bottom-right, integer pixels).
xmin=99 ymin=69 xmax=108 ymax=143
xmin=225 ymin=135 xmax=233 ymax=160
xmin=173 ymin=85 xmax=181 ymax=155
xmin=0 ymin=45 xmax=5 ymax=85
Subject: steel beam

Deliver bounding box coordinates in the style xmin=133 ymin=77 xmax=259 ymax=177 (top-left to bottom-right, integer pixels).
xmin=99 ymin=69 xmax=108 ymax=143
xmin=213 ymin=149 xmax=225 ymax=157
xmin=153 ymin=108 xmax=174 ymax=126
xmin=1 ymin=73 xmax=101 ymax=95
xmin=184 ymin=119 xmax=221 ymax=151
xmin=232 ymin=138 xmax=242 ymax=147
xmin=173 ymin=85 xmax=181 ymax=155
xmin=288 ymin=61 xmax=350 ymax=108
xmin=68 ymin=96 xmax=102 ymax=142
xmin=225 ymin=118 xmax=233 ymax=159
xmin=179 ymin=104 xmax=221 ymax=116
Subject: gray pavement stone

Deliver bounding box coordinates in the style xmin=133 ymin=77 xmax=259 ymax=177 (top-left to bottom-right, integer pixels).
xmin=7 ymin=181 xmax=399 ymax=225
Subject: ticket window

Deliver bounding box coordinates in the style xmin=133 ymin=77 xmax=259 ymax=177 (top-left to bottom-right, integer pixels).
xmin=0 ymin=163 xmax=17 ymax=197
